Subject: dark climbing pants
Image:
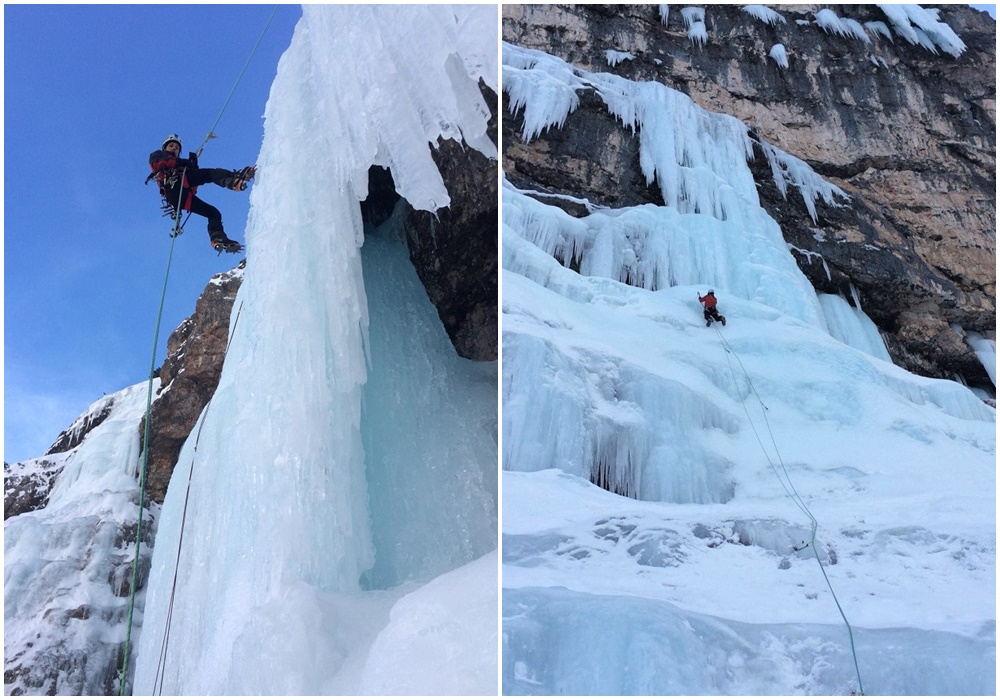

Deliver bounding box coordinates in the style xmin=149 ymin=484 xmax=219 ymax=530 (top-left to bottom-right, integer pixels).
xmin=164 ymin=168 xmax=234 ymax=239
xmin=704 ymin=307 xmax=724 ymax=323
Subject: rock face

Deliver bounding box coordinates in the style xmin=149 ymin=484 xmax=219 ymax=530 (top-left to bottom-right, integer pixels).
xmin=4 ymin=458 xmax=62 ymax=520
xmin=365 ymin=83 xmax=499 ymax=362
xmin=502 ymin=4 xmax=995 ymax=390
xmin=141 ymin=266 xmax=244 ymax=503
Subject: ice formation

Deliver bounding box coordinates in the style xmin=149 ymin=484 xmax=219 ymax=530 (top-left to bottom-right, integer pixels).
xmin=878 ymin=4 xmax=967 ymax=57
xmin=128 ymin=5 xmax=498 ymax=695
xmin=769 ymin=43 xmax=789 ymax=69
xmin=816 ymin=293 xmax=892 ymax=363
xmin=502 ymin=40 xmax=994 ymax=695
xmin=680 ymin=7 xmax=708 ymax=48
xmin=864 ymin=20 xmax=894 ymax=42
xmin=743 ymin=5 xmax=786 ymax=27
xmin=815 ymin=8 xmax=872 ymax=44
xmin=4 ymin=383 xmax=154 ymax=695
xmin=965 ymin=330 xmax=997 ymax=387
xmin=503 ymin=44 xmax=586 ymax=141
xmin=605 ymin=49 xmax=635 ymax=67
xmin=504 ymin=43 xmax=849 ymax=231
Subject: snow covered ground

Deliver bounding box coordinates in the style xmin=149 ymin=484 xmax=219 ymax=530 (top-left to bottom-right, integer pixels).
xmin=501 ymin=40 xmax=995 ymax=696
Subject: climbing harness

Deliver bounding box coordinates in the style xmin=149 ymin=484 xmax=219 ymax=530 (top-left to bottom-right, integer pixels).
xmin=118 ymin=7 xmax=278 ymax=695
xmin=151 ymin=302 xmax=244 ymax=695
xmin=712 ymin=325 xmax=865 ymax=696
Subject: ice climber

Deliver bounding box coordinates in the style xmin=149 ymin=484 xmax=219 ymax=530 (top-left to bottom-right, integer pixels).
xmin=698 ymin=290 xmax=726 ymax=327
xmin=147 ymin=134 xmax=255 ymax=253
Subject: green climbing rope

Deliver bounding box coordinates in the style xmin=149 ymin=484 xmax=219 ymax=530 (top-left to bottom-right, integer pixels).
xmin=117 ymin=7 xmax=279 ymax=694
xmin=118 ymin=232 xmax=178 ymax=696
xmin=713 ymin=325 xmax=865 ymax=696
xmin=193 ymin=4 xmax=279 ymax=157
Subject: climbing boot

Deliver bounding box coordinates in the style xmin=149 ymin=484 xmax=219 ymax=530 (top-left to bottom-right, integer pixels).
xmin=210 ymin=235 xmax=243 ymax=254
xmin=227 ymin=165 xmax=257 ymax=191
xmin=721 ymin=316 xmax=726 ymax=326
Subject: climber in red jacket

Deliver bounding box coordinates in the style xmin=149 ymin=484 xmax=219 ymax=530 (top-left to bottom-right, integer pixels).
xmin=698 ymin=290 xmax=726 ymax=327
xmin=147 ymin=134 xmax=255 ymax=253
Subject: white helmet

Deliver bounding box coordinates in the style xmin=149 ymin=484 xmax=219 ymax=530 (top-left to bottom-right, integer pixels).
xmin=708 ymin=289 xmax=715 ymax=294
xmin=162 ymin=134 xmax=182 ymax=151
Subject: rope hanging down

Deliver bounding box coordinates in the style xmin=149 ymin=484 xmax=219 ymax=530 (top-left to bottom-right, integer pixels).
xmin=117 ymin=8 xmax=278 ymax=695
xmin=713 ymin=325 xmax=865 ymax=696
xmin=152 ymin=301 xmax=244 ymax=695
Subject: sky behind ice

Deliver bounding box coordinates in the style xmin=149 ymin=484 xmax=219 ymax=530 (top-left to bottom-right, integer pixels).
xmin=4 ymin=5 xmax=302 ymax=463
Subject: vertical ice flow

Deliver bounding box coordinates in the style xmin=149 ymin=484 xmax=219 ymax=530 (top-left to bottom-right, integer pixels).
xmin=134 ymin=5 xmax=497 ymax=694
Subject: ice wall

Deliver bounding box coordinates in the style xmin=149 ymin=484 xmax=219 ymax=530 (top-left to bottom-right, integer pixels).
xmin=502 ymin=41 xmax=994 ymax=695
xmin=134 ymin=6 xmax=497 ymax=694
xmin=502 ymin=43 xmax=854 ymax=330
xmin=817 ymin=292 xmax=892 ymax=362
xmin=503 ymin=183 xmax=993 ymax=501
xmin=361 ymin=218 xmax=497 ymax=589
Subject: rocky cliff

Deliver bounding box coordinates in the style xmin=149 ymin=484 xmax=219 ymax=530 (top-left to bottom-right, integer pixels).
xmin=140 ymin=266 xmax=245 ymax=503
xmin=502 ymin=4 xmax=995 ymax=392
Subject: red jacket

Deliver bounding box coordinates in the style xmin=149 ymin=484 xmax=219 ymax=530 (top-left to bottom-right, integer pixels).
xmin=148 ymin=149 xmax=198 ymax=210
xmin=699 ymin=293 xmax=718 ymax=308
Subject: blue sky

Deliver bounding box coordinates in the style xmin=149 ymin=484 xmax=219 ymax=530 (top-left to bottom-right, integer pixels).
xmin=5 ymin=5 xmax=302 ymax=463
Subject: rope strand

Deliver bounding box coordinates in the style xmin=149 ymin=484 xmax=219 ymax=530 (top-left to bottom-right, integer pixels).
xmin=152 ymin=302 xmax=244 ymax=695
xmin=713 ymin=324 xmax=865 ymax=695
xmin=194 ymin=5 xmax=279 ymax=157
xmin=118 ymin=7 xmax=278 ymax=693
xmin=118 ymin=233 xmax=178 ymax=696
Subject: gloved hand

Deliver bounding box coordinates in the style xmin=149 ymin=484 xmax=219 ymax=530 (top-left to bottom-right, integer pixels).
xmin=187 ymin=151 xmax=199 ymax=169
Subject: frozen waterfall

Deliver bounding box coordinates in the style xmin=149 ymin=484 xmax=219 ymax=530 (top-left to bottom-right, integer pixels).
xmin=133 ymin=6 xmax=498 ymax=694
xmin=501 ymin=42 xmax=995 ymax=695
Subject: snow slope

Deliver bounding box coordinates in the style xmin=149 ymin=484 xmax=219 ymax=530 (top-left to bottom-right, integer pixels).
xmin=501 ymin=42 xmax=995 ymax=696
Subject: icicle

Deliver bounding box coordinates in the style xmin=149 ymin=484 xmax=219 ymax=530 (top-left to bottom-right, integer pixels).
xmin=814 ymin=8 xmax=871 ymax=43
xmin=606 ymin=50 xmax=636 ymax=67
xmin=680 ymin=7 xmax=708 ymax=47
xmin=769 ymin=44 xmax=789 ymax=69
xmin=877 ymin=4 xmax=966 ymax=57
xmin=849 ymin=282 xmax=863 ymax=311
xmin=743 ymin=5 xmax=786 ymax=27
